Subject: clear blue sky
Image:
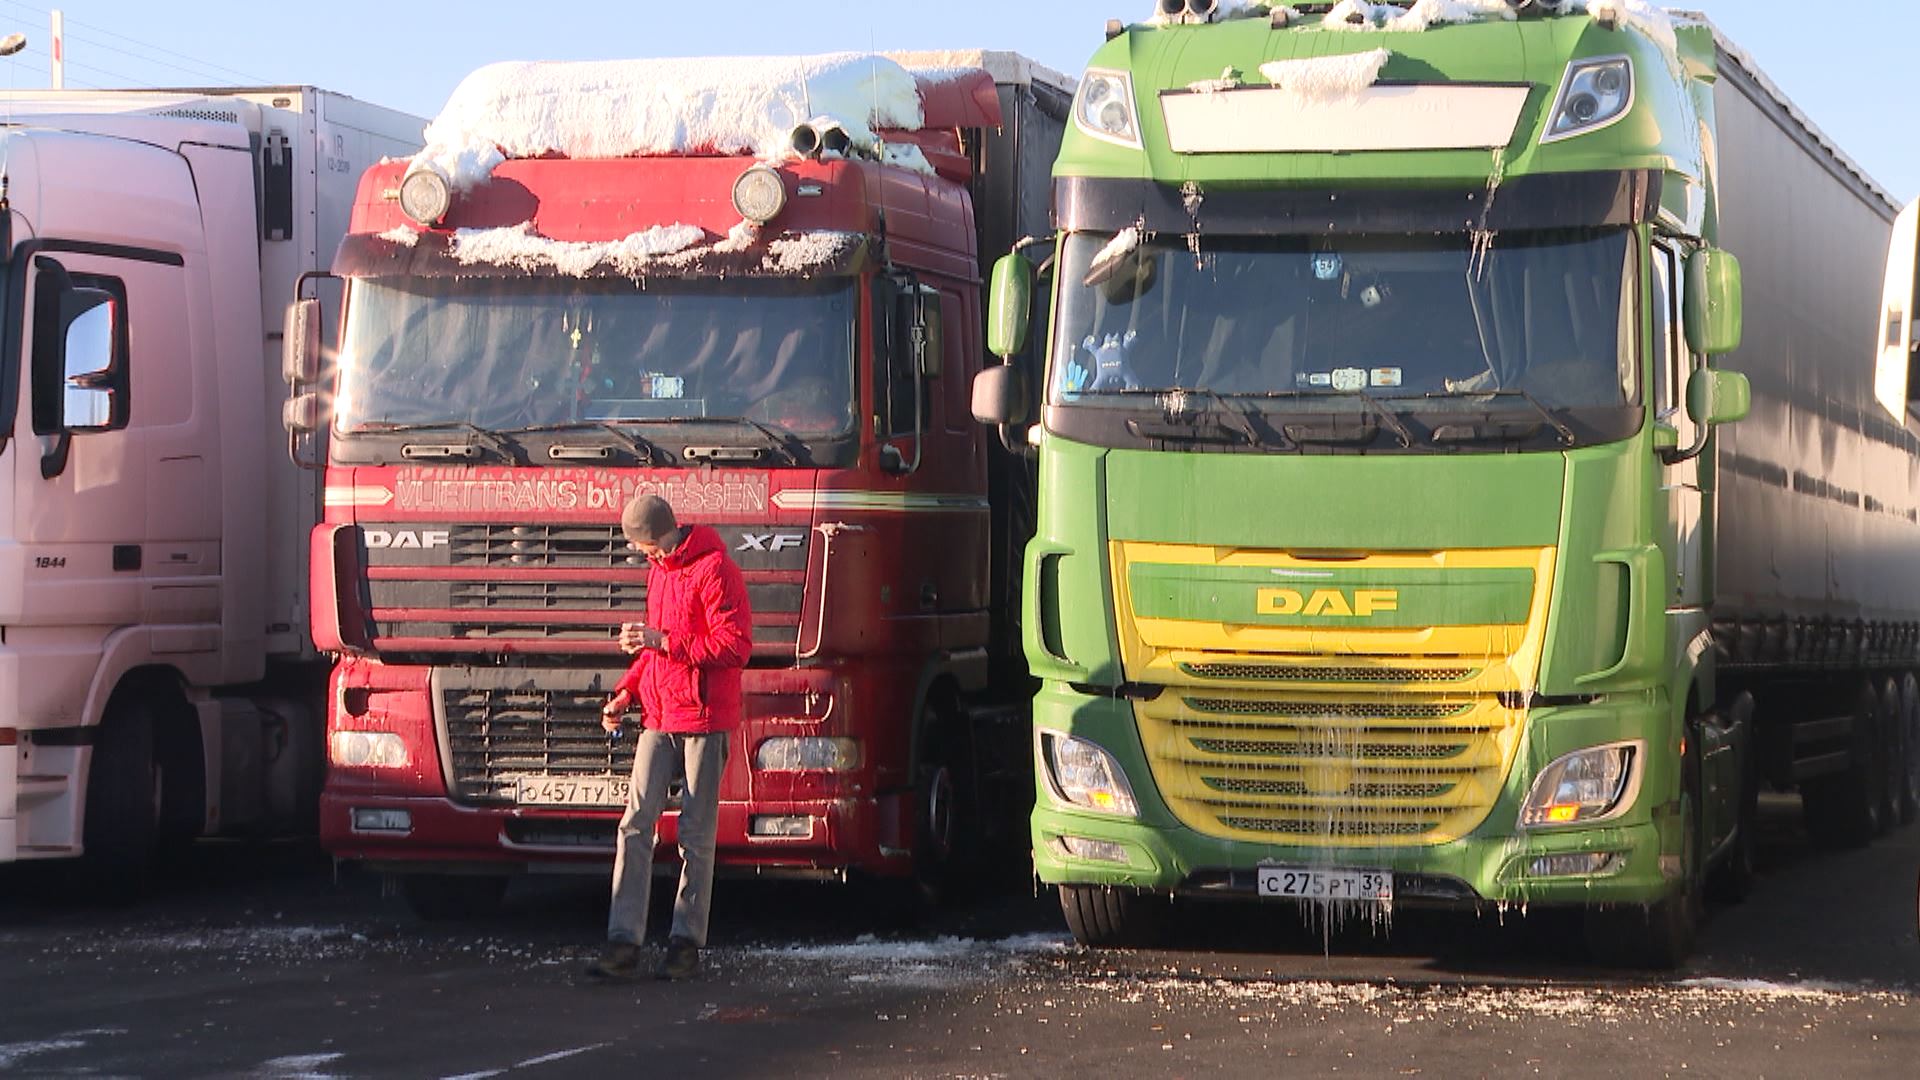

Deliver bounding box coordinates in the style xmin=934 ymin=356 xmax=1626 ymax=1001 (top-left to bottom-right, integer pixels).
xmin=0 ymin=0 xmax=1911 ymax=202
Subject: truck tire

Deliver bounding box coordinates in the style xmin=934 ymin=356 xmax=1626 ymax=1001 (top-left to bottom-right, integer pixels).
xmin=1801 ymin=683 xmax=1885 ymax=848
xmin=1878 ymin=679 xmax=1904 ymax=832
xmin=398 ymin=873 xmax=509 ymax=920
xmin=80 ymin=698 xmax=161 ymax=888
xmin=1584 ymin=795 xmax=1699 ymax=969
xmin=1706 ymin=693 xmax=1758 ymax=904
xmin=1058 ymin=885 xmax=1169 ymax=948
xmin=910 ymin=702 xmax=977 ymax=909
xmin=1897 ymin=674 xmax=1919 ymax=826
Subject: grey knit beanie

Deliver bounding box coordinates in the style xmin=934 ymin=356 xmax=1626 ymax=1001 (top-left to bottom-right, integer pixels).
xmin=621 ymin=494 xmax=679 ymax=546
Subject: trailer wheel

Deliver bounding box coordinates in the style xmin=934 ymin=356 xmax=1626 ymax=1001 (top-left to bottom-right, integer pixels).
xmin=1897 ymin=674 xmax=1919 ymax=826
xmin=1878 ymin=679 xmax=1904 ymax=832
xmin=398 ymin=873 xmax=509 ymax=920
xmin=1059 ymin=884 xmax=1170 ymax=949
xmin=80 ymin=698 xmax=161 ymax=888
xmin=1802 ymin=682 xmax=1885 ymax=848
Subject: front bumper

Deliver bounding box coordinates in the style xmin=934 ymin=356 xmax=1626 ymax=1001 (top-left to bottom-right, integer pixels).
xmin=1030 ymin=683 xmax=1684 ymax=908
xmin=321 ymin=789 xmax=911 ymax=878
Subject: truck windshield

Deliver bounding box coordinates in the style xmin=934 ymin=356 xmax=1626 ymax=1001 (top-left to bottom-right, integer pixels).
xmin=1050 ymin=229 xmax=1635 ymax=412
xmin=335 ymin=276 xmax=857 ymax=437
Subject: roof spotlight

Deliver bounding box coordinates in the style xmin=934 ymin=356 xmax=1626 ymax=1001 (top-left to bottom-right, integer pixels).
xmin=0 ymin=33 xmax=27 ymax=56
xmin=398 ymin=163 xmax=453 ymax=226
xmin=731 ymin=165 xmax=787 ymax=225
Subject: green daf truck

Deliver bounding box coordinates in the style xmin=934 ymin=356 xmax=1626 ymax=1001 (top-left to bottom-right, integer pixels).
xmin=973 ymin=0 xmax=1918 ymax=967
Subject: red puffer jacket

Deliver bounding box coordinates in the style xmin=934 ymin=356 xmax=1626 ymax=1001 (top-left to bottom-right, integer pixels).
xmin=613 ymin=525 xmax=753 ymax=734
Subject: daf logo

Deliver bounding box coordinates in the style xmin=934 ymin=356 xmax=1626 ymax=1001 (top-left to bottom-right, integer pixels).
xmin=364 ymin=528 xmax=450 ymax=550
xmin=737 ymin=532 xmax=805 ymax=553
xmin=1256 ymin=587 xmax=1399 ymax=618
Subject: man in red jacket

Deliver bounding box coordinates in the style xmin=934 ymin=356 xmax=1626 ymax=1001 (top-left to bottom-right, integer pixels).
xmin=586 ymin=495 xmax=752 ymax=982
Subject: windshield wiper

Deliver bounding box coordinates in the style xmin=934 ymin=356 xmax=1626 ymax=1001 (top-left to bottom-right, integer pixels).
xmin=1082 ymin=387 xmax=1283 ymax=451
xmin=1427 ymin=389 xmax=1576 ymax=446
xmin=1195 ymin=387 xmax=1419 ymax=449
xmin=356 ymin=420 xmax=517 ymax=462
xmin=638 ymin=415 xmax=801 ymax=465
xmin=501 ymin=421 xmax=667 ymax=465
xmin=1348 ymin=388 xmax=1416 ymax=449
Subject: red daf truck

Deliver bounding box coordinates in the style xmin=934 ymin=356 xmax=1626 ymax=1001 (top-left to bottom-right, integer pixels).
xmin=283 ymin=52 xmax=1068 ymax=915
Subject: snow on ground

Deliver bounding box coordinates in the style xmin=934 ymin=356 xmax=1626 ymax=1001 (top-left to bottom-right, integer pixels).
xmin=257 ymin=1052 xmax=346 ymax=1080
xmin=412 ymin=54 xmax=926 ymax=190
xmin=1257 ymin=49 xmax=1392 ymax=99
xmin=753 ymin=932 xmax=1076 ymax=990
xmin=0 ymin=1031 xmax=123 ymax=1070
xmin=1062 ymin=970 xmax=1912 ymax=1024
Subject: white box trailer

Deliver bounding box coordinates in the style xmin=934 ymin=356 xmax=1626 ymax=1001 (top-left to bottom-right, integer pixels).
xmin=0 ymin=88 xmax=423 ymax=871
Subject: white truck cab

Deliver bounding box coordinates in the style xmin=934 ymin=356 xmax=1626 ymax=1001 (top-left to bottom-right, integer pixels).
xmin=0 ymin=89 xmax=421 ymax=873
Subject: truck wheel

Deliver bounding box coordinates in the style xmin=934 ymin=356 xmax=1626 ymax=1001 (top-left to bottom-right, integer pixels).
xmin=1878 ymin=679 xmax=1904 ymax=832
xmin=1706 ymin=692 xmax=1758 ymax=904
xmin=398 ymin=873 xmax=509 ymax=920
xmin=1801 ymin=683 xmax=1885 ymax=848
xmin=1584 ymin=796 xmax=1699 ymax=969
xmin=81 ymin=699 xmax=161 ymax=887
xmin=910 ymin=704 xmax=976 ymax=909
xmin=1058 ymin=885 xmax=1169 ymax=948
xmin=1897 ymin=674 xmax=1919 ymax=826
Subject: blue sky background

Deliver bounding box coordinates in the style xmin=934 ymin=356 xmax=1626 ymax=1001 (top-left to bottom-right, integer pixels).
xmin=0 ymin=1 xmax=1911 ymax=202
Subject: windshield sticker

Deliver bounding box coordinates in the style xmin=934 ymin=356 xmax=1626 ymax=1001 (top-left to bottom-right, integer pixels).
xmin=642 ymin=373 xmax=686 ymax=399
xmin=1370 ymin=368 xmax=1403 ymax=388
xmin=1331 ymin=368 xmax=1367 ymax=392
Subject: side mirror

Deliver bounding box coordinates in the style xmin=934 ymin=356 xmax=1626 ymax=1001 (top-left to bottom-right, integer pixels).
xmin=1684 ymin=248 xmax=1743 ymax=356
xmin=59 ymin=295 xmax=119 ymax=431
xmin=283 ymin=298 xmax=323 ymax=384
xmin=987 ymin=253 xmax=1033 ymax=360
xmin=283 ymin=391 xmax=324 ymax=433
xmin=971 ymin=363 xmax=1030 ymax=426
xmin=1686 ymin=367 xmax=1750 ymax=427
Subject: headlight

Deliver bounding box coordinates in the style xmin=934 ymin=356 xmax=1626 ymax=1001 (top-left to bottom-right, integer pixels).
xmin=1519 ymin=740 xmax=1642 ymax=828
xmin=1040 ymin=731 xmax=1139 ymax=817
xmin=755 ymin=736 xmax=859 ymax=772
xmin=1542 ymin=56 xmax=1633 ymax=143
xmin=731 ymin=166 xmax=788 ymax=225
xmin=1074 ymin=68 xmax=1142 ymax=149
xmin=397 ymin=164 xmax=453 ymax=226
xmin=329 ymin=731 xmax=409 ymax=769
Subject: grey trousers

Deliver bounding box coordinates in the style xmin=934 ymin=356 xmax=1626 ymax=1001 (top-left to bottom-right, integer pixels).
xmin=607 ymin=729 xmax=728 ymax=947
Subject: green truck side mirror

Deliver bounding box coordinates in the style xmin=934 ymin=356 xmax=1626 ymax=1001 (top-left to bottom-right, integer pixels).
xmin=1684 ymin=248 xmax=1743 ymax=356
xmin=1687 ymin=366 xmax=1751 ymax=426
xmin=987 ymin=253 xmax=1033 ymax=359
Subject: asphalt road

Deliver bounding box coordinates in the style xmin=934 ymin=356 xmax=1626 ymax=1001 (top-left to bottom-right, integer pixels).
xmin=2 ymin=795 xmax=1915 ymax=1078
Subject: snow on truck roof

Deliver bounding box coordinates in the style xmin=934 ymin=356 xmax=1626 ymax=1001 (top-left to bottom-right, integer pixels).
xmin=411 ymin=51 xmax=1030 ymax=191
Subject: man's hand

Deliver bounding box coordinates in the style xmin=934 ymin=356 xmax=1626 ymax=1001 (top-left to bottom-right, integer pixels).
xmin=601 ymin=689 xmax=633 ymax=733
xmin=618 ymin=622 xmax=666 ymax=654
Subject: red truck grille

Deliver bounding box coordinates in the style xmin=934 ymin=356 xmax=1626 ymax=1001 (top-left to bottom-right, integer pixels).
xmin=449 ymin=524 xmax=643 ymax=569
xmin=436 ymin=670 xmax=628 ymax=804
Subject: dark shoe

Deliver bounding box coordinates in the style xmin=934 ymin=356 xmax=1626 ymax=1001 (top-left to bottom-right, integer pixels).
xmin=584 ymin=941 xmax=641 ymax=980
xmin=655 ymin=936 xmax=700 ymax=980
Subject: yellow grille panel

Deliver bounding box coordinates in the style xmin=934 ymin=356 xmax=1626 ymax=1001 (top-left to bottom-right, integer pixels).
xmin=1113 ymin=543 xmax=1554 ymax=848
xmin=1137 ymin=693 xmax=1526 ymax=846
